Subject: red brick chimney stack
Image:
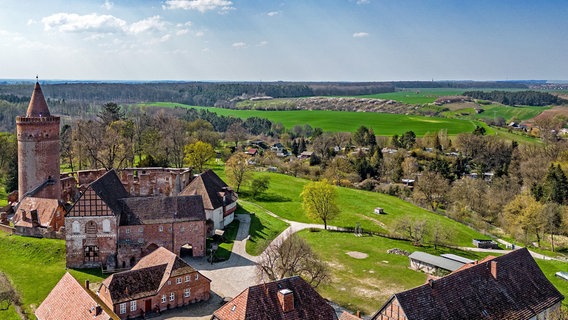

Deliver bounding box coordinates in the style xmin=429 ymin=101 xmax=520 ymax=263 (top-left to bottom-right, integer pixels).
xmin=491 ymin=261 xmax=498 ymax=279
xmin=277 ymin=289 xmax=294 ymax=313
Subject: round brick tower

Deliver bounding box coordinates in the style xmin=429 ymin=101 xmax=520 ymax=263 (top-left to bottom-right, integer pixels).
xmin=16 ymin=81 xmax=61 ymax=201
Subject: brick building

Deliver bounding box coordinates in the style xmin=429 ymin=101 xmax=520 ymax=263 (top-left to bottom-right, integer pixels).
xmin=98 ymin=247 xmax=210 ymax=319
xmin=35 ymin=272 xmax=120 ymax=320
xmin=66 ymin=170 xmax=206 ymax=270
xmin=212 ymin=276 xmax=337 ymax=320
xmin=371 ymin=248 xmax=564 ymax=320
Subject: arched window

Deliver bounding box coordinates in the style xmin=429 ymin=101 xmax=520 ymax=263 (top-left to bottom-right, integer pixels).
xmin=102 ymin=219 xmax=111 ymax=233
xmin=85 ymin=221 xmax=97 ymax=234
xmin=72 ymin=221 xmax=80 ymax=234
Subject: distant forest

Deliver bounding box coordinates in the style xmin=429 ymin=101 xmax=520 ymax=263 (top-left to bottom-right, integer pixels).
xmin=0 ymin=80 xmax=534 ymax=132
xmin=463 ymin=90 xmax=567 ymax=107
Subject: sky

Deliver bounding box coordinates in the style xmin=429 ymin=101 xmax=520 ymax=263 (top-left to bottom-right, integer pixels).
xmin=0 ymin=0 xmax=567 ymax=82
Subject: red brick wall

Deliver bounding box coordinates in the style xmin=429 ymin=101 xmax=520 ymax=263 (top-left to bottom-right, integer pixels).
xmin=65 ymin=216 xmax=118 ymax=269
xmin=375 ymin=298 xmax=407 ymax=320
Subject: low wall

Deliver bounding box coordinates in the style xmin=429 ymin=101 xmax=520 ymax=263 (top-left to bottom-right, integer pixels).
xmin=0 ymin=224 xmax=15 ymax=235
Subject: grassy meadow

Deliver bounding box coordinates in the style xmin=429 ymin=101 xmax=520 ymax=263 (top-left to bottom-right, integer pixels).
xmin=359 ymin=88 xmax=466 ymax=104
xmin=139 ymin=102 xmax=480 ymax=136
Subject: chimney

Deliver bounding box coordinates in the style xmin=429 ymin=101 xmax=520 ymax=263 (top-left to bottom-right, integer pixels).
xmin=85 ymin=280 xmax=90 ymax=290
xmin=31 ymin=209 xmax=39 ymax=227
xmin=491 ymin=261 xmax=498 ymax=279
xmin=277 ymin=289 xmax=294 ymax=313
xmin=428 ymin=279 xmax=434 ymax=288
xmin=356 ymin=311 xmax=361 ymax=318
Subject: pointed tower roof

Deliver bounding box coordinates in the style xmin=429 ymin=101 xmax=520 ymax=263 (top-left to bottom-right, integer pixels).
xmin=26 ymin=81 xmax=51 ymax=117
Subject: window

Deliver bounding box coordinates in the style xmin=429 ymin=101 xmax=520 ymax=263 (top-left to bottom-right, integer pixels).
xmin=184 ymin=288 xmax=190 ymax=298
xmin=161 ymin=295 xmax=166 ymax=303
xmin=185 ymin=275 xmax=190 ymax=282
xmin=159 ymin=225 xmax=163 ymax=232
xmin=170 ymin=292 xmax=175 ymax=301
xmin=167 ymin=280 xmax=171 ymax=285
xmin=138 ymin=227 xmax=143 ymax=233
xmin=180 ymin=226 xmax=185 ymax=233
xmin=102 ymin=219 xmax=111 ymax=233
xmin=125 ymin=228 xmax=130 ymax=234
xmin=119 ymin=303 xmax=126 ymax=314
xmin=195 ymin=273 xmax=199 ymax=280
xmin=176 ymin=277 xmax=182 ymax=284
xmin=72 ymin=221 xmax=80 ymax=234
xmin=130 ymin=300 xmax=137 ymax=312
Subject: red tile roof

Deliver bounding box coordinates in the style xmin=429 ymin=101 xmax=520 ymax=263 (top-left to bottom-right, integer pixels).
xmin=212 ymin=276 xmax=337 ymax=320
xmin=13 ymin=197 xmax=61 ymax=228
xmin=36 ymin=272 xmax=119 ymax=320
xmin=26 ymin=82 xmax=51 ymax=117
xmin=371 ymin=248 xmax=564 ymax=320
xmin=339 ymin=311 xmax=361 ymax=320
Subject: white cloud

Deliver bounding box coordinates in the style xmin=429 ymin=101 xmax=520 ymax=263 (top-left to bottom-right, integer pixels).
xmin=162 ymin=0 xmax=234 ymax=13
xmin=160 ymin=34 xmax=172 ymax=42
xmin=267 ymin=11 xmax=280 ymax=17
xmin=102 ymin=0 xmax=114 ymax=10
xmin=353 ymin=32 xmax=369 ymax=38
xmin=41 ymin=13 xmax=126 ymax=33
xmin=177 ymin=29 xmax=190 ymax=35
xmin=356 ymin=0 xmax=370 ymax=4
xmin=232 ymin=42 xmax=247 ymax=48
xmin=128 ymin=16 xmax=166 ymax=34
xmin=195 ymin=31 xmax=205 ymax=37
xmin=256 ymin=41 xmax=268 ymax=47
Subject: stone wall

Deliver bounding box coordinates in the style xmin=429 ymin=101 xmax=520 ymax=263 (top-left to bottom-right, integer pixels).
xmin=65 ymin=215 xmax=118 ymax=270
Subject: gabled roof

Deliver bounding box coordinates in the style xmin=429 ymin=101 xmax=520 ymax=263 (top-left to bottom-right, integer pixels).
xmin=180 ymin=169 xmax=237 ymax=210
xmin=102 ymin=264 xmax=167 ymax=304
xmin=212 ymin=276 xmax=337 ymax=320
xmin=372 ymin=248 xmax=564 ymax=320
xmin=36 ymin=272 xmax=119 ymax=320
xmin=102 ymin=247 xmax=209 ymax=304
xmin=26 ymin=81 xmax=51 ymax=117
xmin=132 ymin=246 xmax=208 ymax=289
xmin=409 ymin=251 xmax=465 ymax=272
xmin=118 ymin=195 xmax=205 ymax=225
xmin=67 ymin=170 xmax=129 ymax=217
xmin=13 ymin=197 xmax=61 ymax=228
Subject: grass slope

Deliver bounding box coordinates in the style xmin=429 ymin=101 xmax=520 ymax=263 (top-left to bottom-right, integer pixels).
xmin=360 ymin=89 xmax=466 ymax=104
xmin=138 ymin=102 xmax=479 ymax=136
xmin=233 ymin=171 xmax=484 ymax=247
xmin=0 ymin=232 xmax=104 ymax=319
xmin=238 ymin=201 xmax=290 ymax=256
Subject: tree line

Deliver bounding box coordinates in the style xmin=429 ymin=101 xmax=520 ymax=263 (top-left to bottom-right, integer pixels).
xmin=463 ymin=90 xmax=567 ymax=106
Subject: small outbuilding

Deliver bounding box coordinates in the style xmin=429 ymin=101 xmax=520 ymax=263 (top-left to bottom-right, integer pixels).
xmin=409 ymin=251 xmax=465 ymax=275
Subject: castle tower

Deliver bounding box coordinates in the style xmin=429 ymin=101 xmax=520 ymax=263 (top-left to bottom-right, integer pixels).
xmin=16 ymin=81 xmax=61 ymax=200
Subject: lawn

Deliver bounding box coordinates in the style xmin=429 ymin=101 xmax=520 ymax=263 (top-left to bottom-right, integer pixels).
xmin=237 ymin=201 xmax=290 ymax=256
xmin=299 ymin=229 xmax=490 ymax=315
xmin=0 ymin=186 xmax=7 ymax=207
xmin=235 ymin=171 xmax=485 ymax=247
xmin=137 ymin=102 xmax=480 ymax=136
xmin=214 ymin=219 xmax=240 ymax=260
xmin=0 ymin=232 xmax=104 ymax=319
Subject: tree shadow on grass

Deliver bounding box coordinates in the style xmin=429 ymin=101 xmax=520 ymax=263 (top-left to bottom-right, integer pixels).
xmin=239 ymin=190 xmax=291 ymax=203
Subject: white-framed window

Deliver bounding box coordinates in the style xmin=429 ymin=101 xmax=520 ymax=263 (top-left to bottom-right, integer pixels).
xmin=102 ymin=219 xmax=111 ymax=233
xmin=180 ymin=226 xmax=185 ymax=232
xmin=184 ymin=288 xmax=190 ymax=298
xmin=139 ymin=227 xmax=143 ymax=233
xmin=159 ymin=225 xmax=163 ymax=232
xmin=170 ymin=292 xmax=175 ymax=301
xmin=161 ymin=294 xmax=166 ymax=303
xmin=125 ymin=228 xmax=130 ymax=234
xmin=185 ymin=275 xmax=190 ymax=282
xmin=176 ymin=277 xmax=182 ymax=284
xmin=195 ymin=273 xmax=199 ymax=280
xmin=119 ymin=303 xmax=126 ymax=314
xmin=138 ymin=238 xmax=144 ymax=244
xmin=130 ymin=300 xmax=137 ymax=312
xmin=167 ymin=280 xmax=171 ymax=285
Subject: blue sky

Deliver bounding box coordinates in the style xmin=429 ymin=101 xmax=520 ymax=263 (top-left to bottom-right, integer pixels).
xmin=0 ymin=0 xmax=566 ymax=81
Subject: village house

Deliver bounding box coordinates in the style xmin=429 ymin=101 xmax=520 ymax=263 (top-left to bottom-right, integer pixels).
xmin=371 ymin=248 xmax=564 ymax=320
xmin=211 ymin=276 xmax=337 ymax=320
xmin=180 ymin=169 xmax=238 ymax=233
xmin=35 ymin=272 xmax=120 ymax=320
xmin=11 ymin=197 xmax=66 ymax=238
xmin=98 ymin=247 xmax=210 ymax=319
xmin=65 ymin=169 xmax=207 ymax=270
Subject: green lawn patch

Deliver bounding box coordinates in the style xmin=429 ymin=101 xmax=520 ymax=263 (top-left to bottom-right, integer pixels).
xmin=237 ymin=201 xmax=289 ymax=256
xmin=359 ymin=88 xmax=466 ymax=104
xmin=214 ymin=219 xmax=240 ymax=260
xmin=299 ymin=229 xmax=490 ymax=315
xmin=137 ymin=102 xmax=479 ymax=136
xmin=536 ymin=259 xmax=568 ymax=307
xmin=0 ymin=232 xmax=104 ymax=318
xmin=239 ymin=171 xmax=485 ymax=247
xmin=0 ymin=186 xmax=7 ymax=207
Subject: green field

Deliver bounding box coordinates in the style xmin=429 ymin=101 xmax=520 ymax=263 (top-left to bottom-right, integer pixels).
xmin=238 ymin=201 xmax=290 ymax=256
xmin=443 ymin=104 xmax=548 ymax=122
xmin=139 ymin=102 xmax=480 ymax=136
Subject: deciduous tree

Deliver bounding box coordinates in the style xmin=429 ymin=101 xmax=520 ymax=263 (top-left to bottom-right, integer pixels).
xmin=250 ymin=176 xmax=270 ymax=199
xmin=225 ymin=153 xmax=252 ymax=192
xmin=301 ymin=179 xmax=339 ymax=230
xmin=184 ymin=141 xmax=215 ymax=173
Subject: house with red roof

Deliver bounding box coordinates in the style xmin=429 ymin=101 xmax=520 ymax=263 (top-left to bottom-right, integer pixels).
xmin=371 ymin=248 xmax=564 ymax=320
xmin=35 ymin=272 xmax=119 ymax=320
xmin=211 ymin=276 xmax=337 ymax=320
xmin=97 ymin=246 xmax=210 ymax=319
